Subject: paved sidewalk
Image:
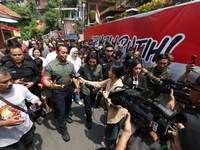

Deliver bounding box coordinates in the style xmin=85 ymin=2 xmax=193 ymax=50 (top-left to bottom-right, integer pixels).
xmin=20 ymin=102 xmax=107 ymax=150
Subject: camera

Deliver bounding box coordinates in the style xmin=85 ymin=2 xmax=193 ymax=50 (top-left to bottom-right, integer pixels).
xmin=108 ymin=87 xmax=187 ymax=141
xmin=157 ymin=79 xmax=193 ymax=105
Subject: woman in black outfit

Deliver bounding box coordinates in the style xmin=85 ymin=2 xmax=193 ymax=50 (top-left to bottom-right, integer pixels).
xmin=124 ymin=59 xmax=147 ymax=89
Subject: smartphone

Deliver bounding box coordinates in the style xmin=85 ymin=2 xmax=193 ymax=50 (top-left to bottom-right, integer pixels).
xmin=190 ymin=55 xmax=196 ymax=64
xmin=30 ymin=103 xmax=41 ymax=112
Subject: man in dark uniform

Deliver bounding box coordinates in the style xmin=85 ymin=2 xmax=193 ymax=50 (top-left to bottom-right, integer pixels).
xmin=3 ymin=46 xmax=42 ymax=124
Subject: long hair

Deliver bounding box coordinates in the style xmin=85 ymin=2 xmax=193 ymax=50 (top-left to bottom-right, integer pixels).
xmin=124 ymin=59 xmax=143 ymax=85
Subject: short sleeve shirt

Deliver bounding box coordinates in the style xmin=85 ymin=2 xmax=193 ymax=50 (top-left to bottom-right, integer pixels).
xmin=44 ymin=58 xmax=74 ymax=88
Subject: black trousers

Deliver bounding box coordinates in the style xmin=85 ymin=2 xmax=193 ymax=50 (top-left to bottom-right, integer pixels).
xmin=81 ymin=92 xmax=97 ymax=122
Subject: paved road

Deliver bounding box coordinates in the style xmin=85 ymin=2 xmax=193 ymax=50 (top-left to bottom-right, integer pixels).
xmin=20 ymin=101 xmax=107 ymax=150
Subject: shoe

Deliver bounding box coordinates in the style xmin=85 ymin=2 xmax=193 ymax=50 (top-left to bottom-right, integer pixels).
xmin=35 ymin=117 xmax=43 ymax=125
xmin=40 ymin=109 xmax=47 ymax=117
xmin=87 ymin=122 xmax=92 ymax=129
xmin=66 ymin=116 xmax=73 ymax=123
xmin=77 ymin=101 xmax=83 ymax=106
xmin=62 ymin=130 xmax=70 ymax=142
xmin=101 ymin=140 xmax=107 ymax=147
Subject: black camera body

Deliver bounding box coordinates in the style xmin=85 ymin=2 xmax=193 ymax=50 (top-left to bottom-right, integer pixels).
xmin=108 ymin=87 xmax=187 ymax=141
xmin=157 ymin=79 xmax=193 ymax=105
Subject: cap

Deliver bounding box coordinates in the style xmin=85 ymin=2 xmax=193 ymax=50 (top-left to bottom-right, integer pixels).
xmin=179 ymin=124 xmax=200 ymax=150
xmin=126 ymin=53 xmax=134 ymax=64
xmin=187 ymin=72 xmax=200 ymax=86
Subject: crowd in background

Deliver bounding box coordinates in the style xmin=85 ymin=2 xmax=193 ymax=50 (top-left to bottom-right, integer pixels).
xmin=1 ymin=35 xmax=200 ymax=150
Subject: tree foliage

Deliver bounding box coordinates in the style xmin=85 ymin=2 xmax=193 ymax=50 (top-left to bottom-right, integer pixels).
xmin=46 ymin=0 xmax=60 ymax=9
xmin=41 ymin=9 xmax=60 ymax=31
xmin=5 ymin=2 xmax=44 ymax=39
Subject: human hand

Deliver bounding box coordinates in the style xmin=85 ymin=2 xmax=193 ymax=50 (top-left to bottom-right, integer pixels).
xmin=6 ymin=115 xmax=25 ymax=126
xmin=123 ymin=113 xmax=138 ymax=137
xmin=34 ymin=99 xmax=42 ymax=106
xmin=74 ymin=88 xmax=80 ymax=94
xmin=142 ymin=68 xmax=148 ymax=73
xmin=24 ymin=82 xmax=34 ymax=88
xmin=51 ymin=80 xmax=65 ymax=90
xmin=185 ymin=63 xmax=195 ymax=73
xmin=172 ymin=123 xmax=185 ymax=132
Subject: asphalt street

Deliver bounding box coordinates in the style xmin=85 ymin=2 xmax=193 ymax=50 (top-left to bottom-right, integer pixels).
xmin=20 ymin=101 xmax=107 ymax=150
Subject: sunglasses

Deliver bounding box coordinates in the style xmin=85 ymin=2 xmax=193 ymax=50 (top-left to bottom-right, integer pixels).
xmin=37 ymin=42 xmax=43 ymax=45
xmin=106 ymin=50 xmax=113 ymax=52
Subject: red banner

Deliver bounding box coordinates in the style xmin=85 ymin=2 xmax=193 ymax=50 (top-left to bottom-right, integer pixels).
xmin=84 ymin=1 xmax=200 ymax=80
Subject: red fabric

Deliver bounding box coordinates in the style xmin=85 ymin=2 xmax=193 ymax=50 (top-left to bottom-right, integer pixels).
xmin=84 ymin=1 xmax=200 ymax=66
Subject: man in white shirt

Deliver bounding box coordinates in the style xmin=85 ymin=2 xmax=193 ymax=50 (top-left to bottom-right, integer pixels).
xmin=0 ymin=66 xmax=42 ymax=150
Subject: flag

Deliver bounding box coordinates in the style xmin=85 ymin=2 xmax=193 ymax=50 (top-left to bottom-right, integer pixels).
xmin=95 ymin=4 xmax=101 ymax=24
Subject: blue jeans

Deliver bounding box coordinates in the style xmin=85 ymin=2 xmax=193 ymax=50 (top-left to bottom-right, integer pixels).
xmin=52 ymin=88 xmax=72 ymax=132
xmin=71 ymin=83 xmax=80 ymax=103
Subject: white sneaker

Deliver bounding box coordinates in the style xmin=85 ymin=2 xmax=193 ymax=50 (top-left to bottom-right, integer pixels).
xmin=77 ymin=101 xmax=83 ymax=106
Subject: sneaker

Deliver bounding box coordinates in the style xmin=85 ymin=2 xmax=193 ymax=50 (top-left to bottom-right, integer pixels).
xmin=77 ymin=101 xmax=83 ymax=106
xmin=35 ymin=117 xmax=43 ymax=125
xmin=66 ymin=116 xmax=73 ymax=123
xmin=87 ymin=122 xmax=92 ymax=129
xmin=62 ymin=130 xmax=70 ymax=142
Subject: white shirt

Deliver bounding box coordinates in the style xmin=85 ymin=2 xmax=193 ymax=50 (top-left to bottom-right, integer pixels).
xmin=46 ymin=51 xmax=57 ymax=64
xmin=0 ymin=84 xmax=39 ymax=148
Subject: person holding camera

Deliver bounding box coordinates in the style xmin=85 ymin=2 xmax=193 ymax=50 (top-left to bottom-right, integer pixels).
xmin=78 ymin=52 xmax=103 ymax=129
xmin=79 ymin=63 xmax=128 ymax=150
xmin=116 ymin=112 xmax=200 ymax=150
xmin=166 ymin=71 xmax=200 ymax=127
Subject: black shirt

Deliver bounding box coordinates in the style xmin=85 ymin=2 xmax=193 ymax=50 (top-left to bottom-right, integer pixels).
xmin=99 ymin=56 xmax=116 ymax=80
xmin=3 ymin=59 xmax=41 ymax=97
xmin=179 ymin=107 xmax=200 ymax=127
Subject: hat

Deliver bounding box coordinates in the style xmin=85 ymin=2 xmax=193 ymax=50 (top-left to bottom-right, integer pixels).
xmin=126 ymin=53 xmax=134 ymax=64
xmin=65 ymin=38 xmax=69 ymax=41
xmin=178 ymin=124 xmax=200 ymax=150
xmin=118 ymin=44 xmax=123 ymax=47
xmin=187 ymin=72 xmax=200 ymax=86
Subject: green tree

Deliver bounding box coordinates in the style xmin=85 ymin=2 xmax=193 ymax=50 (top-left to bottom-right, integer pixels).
xmin=46 ymin=0 xmax=60 ymax=9
xmin=41 ymin=9 xmax=60 ymax=31
xmin=5 ymin=2 xmax=44 ymax=39
xmin=63 ymin=0 xmax=78 ymax=7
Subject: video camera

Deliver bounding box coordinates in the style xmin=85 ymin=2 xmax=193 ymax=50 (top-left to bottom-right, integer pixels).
xmin=157 ymin=79 xmax=193 ymax=105
xmin=108 ymin=87 xmax=187 ymax=141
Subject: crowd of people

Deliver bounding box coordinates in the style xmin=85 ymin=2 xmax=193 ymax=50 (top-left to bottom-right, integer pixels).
xmin=0 ymin=35 xmax=200 ymax=150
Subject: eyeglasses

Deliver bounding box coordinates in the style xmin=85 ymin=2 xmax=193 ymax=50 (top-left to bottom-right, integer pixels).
xmin=106 ymin=50 xmax=113 ymax=52
xmin=32 ymin=43 xmax=36 ymax=45
xmin=37 ymin=42 xmax=43 ymax=45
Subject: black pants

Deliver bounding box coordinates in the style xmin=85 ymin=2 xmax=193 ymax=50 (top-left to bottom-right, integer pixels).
xmin=82 ymin=92 xmax=97 ymax=123
xmin=0 ymin=128 xmax=34 ymax=150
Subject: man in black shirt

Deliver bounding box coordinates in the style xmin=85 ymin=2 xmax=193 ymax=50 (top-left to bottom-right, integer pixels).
xmin=99 ymin=44 xmax=117 ymax=80
xmin=3 ymin=46 xmax=42 ymax=124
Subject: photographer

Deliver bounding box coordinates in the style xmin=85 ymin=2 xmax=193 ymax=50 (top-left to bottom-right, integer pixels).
xmin=116 ymin=113 xmax=161 ymax=150
xmin=166 ymin=71 xmax=200 ymax=127
xmin=116 ymin=113 xmax=200 ymax=150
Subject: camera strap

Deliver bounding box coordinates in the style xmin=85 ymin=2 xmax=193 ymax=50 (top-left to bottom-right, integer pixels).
xmin=0 ymin=96 xmax=29 ymax=114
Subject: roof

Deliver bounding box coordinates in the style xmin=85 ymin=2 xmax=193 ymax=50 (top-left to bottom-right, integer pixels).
xmin=0 ymin=4 xmax=21 ymax=20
